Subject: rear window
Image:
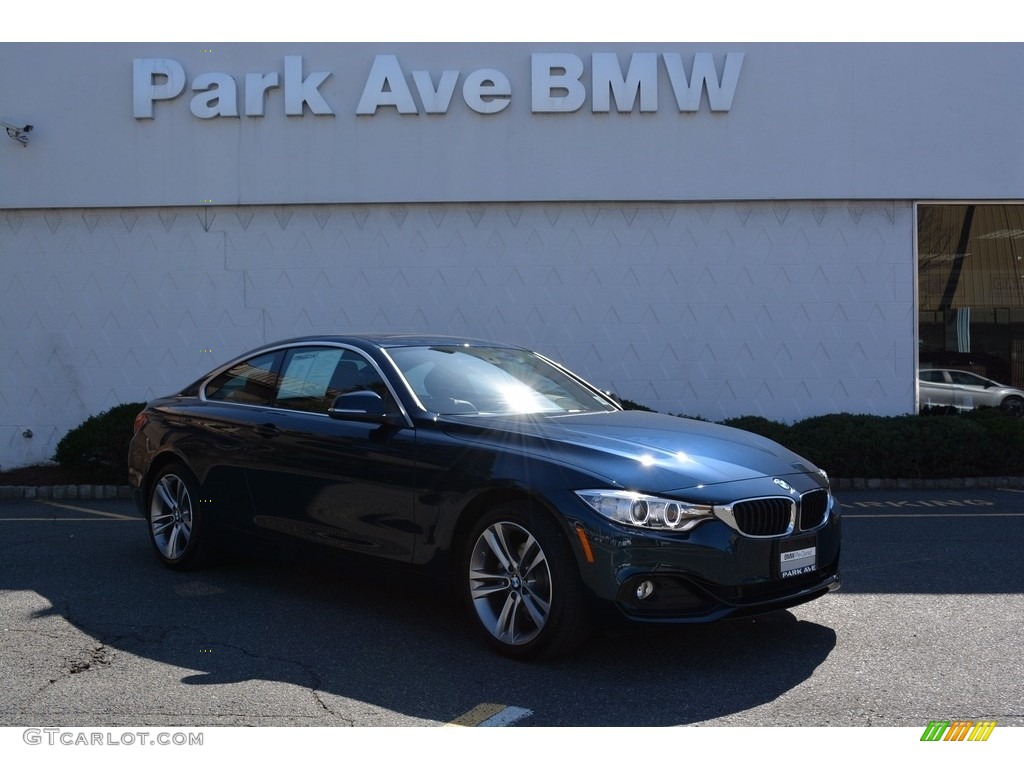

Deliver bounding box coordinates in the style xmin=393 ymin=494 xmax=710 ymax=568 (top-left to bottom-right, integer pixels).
xmin=204 ymin=351 xmax=283 ymax=405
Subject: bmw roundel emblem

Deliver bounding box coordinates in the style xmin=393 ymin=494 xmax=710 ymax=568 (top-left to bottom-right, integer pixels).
xmin=773 ymin=478 xmax=794 ymax=493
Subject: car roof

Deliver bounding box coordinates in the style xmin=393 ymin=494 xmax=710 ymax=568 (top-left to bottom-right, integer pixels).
xmin=266 ymin=334 xmax=524 ymax=350
xmin=177 ymin=334 xmax=533 ymax=396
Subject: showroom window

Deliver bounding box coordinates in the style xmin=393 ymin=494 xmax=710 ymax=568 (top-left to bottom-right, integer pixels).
xmin=918 ymin=204 xmax=1024 ymax=393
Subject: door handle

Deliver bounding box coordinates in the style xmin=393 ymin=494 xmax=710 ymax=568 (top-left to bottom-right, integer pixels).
xmin=254 ymin=423 xmax=281 ymax=438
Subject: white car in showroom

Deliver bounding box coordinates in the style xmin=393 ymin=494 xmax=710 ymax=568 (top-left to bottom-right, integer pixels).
xmin=919 ymin=368 xmax=1024 ymax=414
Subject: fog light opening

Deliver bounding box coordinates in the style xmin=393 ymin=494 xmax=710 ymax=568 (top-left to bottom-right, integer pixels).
xmin=635 ymin=580 xmax=655 ymax=601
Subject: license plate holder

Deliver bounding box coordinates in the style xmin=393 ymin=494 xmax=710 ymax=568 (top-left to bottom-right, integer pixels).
xmin=777 ymin=534 xmax=817 ymax=579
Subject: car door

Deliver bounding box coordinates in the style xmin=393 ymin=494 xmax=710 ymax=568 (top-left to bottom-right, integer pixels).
xmin=243 ymin=345 xmax=420 ymax=562
xmin=193 ymin=347 xmax=287 ymax=526
xmin=947 ymin=370 xmax=988 ymax=410
xmin=919 ymin=369 xmax=954 ymax=408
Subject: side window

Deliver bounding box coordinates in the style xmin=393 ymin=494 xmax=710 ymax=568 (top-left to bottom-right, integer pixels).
xmin=204 ymin=351 xmax=284 ymax=405
xmin=274 ymin=347 xmax=392 ymax=415
xmin=920 ymin=370 xmax=944 ymax=384
xmin=949 ymin=371 xmax=983 ymax=386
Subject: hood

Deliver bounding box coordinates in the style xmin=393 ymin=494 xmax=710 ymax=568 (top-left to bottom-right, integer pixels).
xmin=435 ymin=409 xmax=822 ymax=493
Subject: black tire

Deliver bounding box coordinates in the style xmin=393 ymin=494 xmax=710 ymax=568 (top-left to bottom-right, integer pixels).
xmin=461 ymin=502 xmax=590 ymax=659
xmin=146 ymin=464 xmax=211 ymax=570
xmin=1001 ymin=396 xmax=1024 ymax=416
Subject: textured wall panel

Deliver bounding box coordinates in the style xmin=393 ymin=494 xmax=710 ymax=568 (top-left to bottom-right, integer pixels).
xmin=0 ymin=201 xmax=915 ymax=468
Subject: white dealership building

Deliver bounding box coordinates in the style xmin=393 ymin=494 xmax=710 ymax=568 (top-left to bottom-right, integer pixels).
xmin=1 ymin=42 xmax=1022 ymax=469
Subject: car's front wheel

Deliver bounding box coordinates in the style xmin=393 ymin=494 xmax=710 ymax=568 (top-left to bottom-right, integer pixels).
xmin=147 ymin=464 xmax=211 ymax=570
xmin=1001 ymin=396 xmax=1024 ymax=415
xmin=462 ymin=502 xmax=590 ymax=659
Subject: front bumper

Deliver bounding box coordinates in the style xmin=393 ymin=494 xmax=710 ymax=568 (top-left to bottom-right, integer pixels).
xmin=566 ymin=492 xmax=842 ymax=624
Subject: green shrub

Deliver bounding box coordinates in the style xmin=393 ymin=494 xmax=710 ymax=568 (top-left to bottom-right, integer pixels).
xmin=959 ymin=407 xmax=1024 ymax=474
xmin=53 ymin=402 xmax=147 ymax=483
xmin=645 ymin=404 xmax=1024 ymax=479
xmin=787 ymin=414 xmax=896 ymax=478
xmin=719 ymin=415 xmax=790 ymax=445
xmin=781 ymin=409 xmax=1024 ymax=479
xmin=49 ymin=399 xmax=1024 ymax=484
xmin=618 ymin=397 xmax=655 ymax=412
xmin=671 ymin=413 xmax=712 ymax=422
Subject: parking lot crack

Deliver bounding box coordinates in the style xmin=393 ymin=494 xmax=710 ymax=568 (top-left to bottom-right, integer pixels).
xmin=179 ymin=639 xmax=353 ymax=722
xmin=305 ymin=673 xmax=350 ymax=722
xmin=64 ymin=643 xmax=114 ymax=675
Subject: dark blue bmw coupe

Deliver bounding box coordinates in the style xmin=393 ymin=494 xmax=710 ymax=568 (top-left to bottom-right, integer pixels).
xmin=129 ymin=335 xmax=840 ymax=658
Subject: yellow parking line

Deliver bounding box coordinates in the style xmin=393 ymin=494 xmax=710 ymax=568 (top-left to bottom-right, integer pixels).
xmin=33 ymin=500 xmax=138 ymax=521
xmin=446 ymin=703 xmax=508 ymax=727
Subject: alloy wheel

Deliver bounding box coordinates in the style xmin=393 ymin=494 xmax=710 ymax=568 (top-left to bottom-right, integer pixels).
xmin=468 ymin=521 xmax=553 ymax=646
xmin=150 ymin=473 xmax=193 ymax=562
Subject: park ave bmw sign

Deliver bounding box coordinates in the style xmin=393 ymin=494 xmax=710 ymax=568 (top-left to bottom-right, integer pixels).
xmin=133 ymin=52 xmax=744 ymax=119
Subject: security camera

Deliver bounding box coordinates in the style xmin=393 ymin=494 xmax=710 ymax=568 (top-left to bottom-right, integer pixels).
xmin=2 ymin=121 xmax=33 ymax=146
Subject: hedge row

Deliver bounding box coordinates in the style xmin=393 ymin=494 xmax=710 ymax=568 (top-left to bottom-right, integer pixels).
xmin=54 ymin=400 xmax=1024 ymax=484
xmin=719 ymin=408 xmax=1024 ymax=479
xmin=617 ymin=398 xmax=1023 ymax=478
xmin=53 ymin=402 xmax=147 ymax=484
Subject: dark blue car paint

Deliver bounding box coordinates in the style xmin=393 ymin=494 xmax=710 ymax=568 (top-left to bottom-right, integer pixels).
xmin=130 ymin=335 xmax=840 ymax=631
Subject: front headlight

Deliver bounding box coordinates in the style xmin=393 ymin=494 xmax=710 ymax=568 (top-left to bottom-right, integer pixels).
xmin=575 ymin=490 xmax=714 ymax=531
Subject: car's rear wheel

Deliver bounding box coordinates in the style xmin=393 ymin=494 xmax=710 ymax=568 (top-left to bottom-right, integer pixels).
xmin=462 ymin=502 xmax=590 ymax=659
xmin=147 ymin=464 xmax=211 ymax=570
xmin=1001 ymin=396 xmax=1024 ymax=415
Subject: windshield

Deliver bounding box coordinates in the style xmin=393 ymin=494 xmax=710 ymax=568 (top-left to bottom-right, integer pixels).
xmin=387 ymin=345 xmax=620 ymax=416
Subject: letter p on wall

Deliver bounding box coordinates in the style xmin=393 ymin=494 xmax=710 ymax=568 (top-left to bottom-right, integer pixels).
xmin=134 ymin=58 xmax=186 ymax=118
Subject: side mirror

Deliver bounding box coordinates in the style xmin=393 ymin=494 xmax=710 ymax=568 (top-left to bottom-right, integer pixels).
xmin=328 ymin=391 xmax=403 ymax=426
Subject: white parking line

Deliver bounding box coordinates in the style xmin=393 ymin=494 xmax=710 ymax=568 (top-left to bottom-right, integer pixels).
xmin=0 ymin=501 xmax=141 ymax=528
xmin=0 ymin=517 xmax=139 ymax=522
xmin=31 ymin=499 xmax=138 ymax=520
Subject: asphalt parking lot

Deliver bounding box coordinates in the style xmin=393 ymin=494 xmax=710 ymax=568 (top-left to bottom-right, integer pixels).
xmin=0 ymin=488 xmax=1021 ymax=728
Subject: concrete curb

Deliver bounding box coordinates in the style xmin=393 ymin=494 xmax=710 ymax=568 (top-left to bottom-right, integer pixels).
xmin=0 ymin=485 xmax=133 ymax=501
